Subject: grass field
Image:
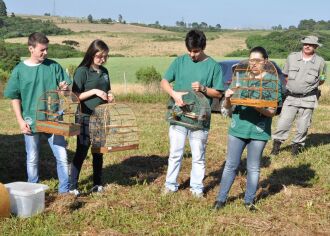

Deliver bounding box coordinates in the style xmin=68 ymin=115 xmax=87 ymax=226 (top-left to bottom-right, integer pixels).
xmin=0 ymin=88 xmax=329 ymax=235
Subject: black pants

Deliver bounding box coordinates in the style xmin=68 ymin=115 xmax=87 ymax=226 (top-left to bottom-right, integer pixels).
xmin=70 ymin=116 xmax=103 ymax=190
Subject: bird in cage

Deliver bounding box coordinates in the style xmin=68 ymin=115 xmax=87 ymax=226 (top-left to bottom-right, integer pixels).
xmin=89 ymin=103 xmax=139 ymax=153
xmin=166 ymin=91 xmax=211 ymax=130
xmin=229 ymin=59 xmax=280 ymax=108
xmin=36 ymin=90 xmax=81 ymax=136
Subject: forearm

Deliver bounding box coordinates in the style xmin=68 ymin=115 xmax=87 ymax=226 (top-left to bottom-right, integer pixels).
xmin=223 ymin=97 xmax=232 ymax=109
xmin=203 ymin=86 xmax=222 ymax=98
xmin=11 ymin=99 xmax=24 ymax=123
xmin=160 ymin=79 xmax=175 ymax=97
xmin=254 ymin=107 xmax=276 ymax=117
xmin=76 ymin=89 xmax=97 ymax=101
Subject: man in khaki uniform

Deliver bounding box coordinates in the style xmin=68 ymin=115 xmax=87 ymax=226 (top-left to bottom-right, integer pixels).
xmin=271 ymin=36 xmax=327 ymax=156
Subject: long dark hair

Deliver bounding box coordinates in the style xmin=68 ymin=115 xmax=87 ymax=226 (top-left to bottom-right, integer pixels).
xmin=78 ymin=39 xmax=109 ymax=68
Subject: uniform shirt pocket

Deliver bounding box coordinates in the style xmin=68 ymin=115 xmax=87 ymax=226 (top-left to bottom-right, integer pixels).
xmin=306 ymin=69 xmax=319 ymax=84
xmin=288 ymin=66 xmax=299 ymax=80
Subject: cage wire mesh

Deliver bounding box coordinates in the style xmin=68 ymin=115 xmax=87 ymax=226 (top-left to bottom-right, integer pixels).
xmin=166 ymin=91 xmax=211 ymax=130
xmin=230 ymin=59 xmax=279 ymax=108
xmin=36 ymin=90 xmax=81 ymax=136
xmin=89 ymin=103 xmax=139 ymax=153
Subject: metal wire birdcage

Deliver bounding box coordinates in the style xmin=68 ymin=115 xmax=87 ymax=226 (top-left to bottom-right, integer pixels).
xmin=230 ymin=59 xmax=279 ymax=108
xmin=36 ymin=90 xmax=81 ymax=136
xmin=166 ymin=91 xmax=211 ymax=130
xmin=89 ymin=103 xmax=139 ymax=153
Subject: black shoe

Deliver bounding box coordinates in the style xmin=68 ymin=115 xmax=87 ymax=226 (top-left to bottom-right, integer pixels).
xmin=213 ymin=201 xmax=226 ymax=210
xmin=244 ymin=203 xmax=257 ymax=212
xmin=270 ymin=139 xmax=282 ymax=155
xmin=291 ymin=143 xmax=303 ymax=156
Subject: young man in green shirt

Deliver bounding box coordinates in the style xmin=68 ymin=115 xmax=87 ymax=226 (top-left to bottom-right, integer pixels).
xmin=161 ymin=29 xmax=224 ymax=197
xmin=4 ymin=32 xmax=71 ymax=193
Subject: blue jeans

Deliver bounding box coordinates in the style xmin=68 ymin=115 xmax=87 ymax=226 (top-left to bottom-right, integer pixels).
xmin=165 ymin=125 xmax=208 ymax=194
xmin=24 ymin=133 xmax=69 ymax=193
xmin=216 ymin=135 xmax=266 ymax=204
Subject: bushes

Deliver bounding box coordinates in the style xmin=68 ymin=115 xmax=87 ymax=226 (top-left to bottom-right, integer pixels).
xmin=136 ymin=66 xmax=162 ymax=91
xmin=0 ymin=16 xmax=72 ymax=38
xmin=227 ymin=30 xmax=330 ymax=60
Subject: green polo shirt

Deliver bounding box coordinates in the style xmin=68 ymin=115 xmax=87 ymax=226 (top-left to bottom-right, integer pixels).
xmin=72 ymin=65 xmax=111 ymax=117
xmin=4 ymin=59 xmax=71 ymax=133
xmin=164 ymin=54 xmax=224 ymax=104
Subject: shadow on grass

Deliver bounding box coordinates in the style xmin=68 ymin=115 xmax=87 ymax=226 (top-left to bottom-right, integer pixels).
xmin=275 ymin=133 xmax=330 ymax=153
xmin=80 ymin=155 xmax=168 ymax=187
xmin=256 ymin=163 xmax=315 ymax=201
xmin=0 ymin=134 xmax=75 ymax=185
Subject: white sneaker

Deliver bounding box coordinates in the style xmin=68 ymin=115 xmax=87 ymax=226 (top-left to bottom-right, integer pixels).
xmin=162 ymin=187 xmax=176 ymax=196
xmin=91 ymin=185 xmax=104 ymax=193
xmin=69 ymin=189 xmax=80 ymax=196
xmin=191 ymin=191 xmax=204 ymax=198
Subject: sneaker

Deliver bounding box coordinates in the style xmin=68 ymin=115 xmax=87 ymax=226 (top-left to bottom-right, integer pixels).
xmin=270 ymin=139 xmax=282 ymax=156
xmin=244 ymin=202 xmax=257 ymax=212
xmin=162 ymin=187 xmax=176 ymax=196
xmin=213 ymin=201 xmax=226 ymax=210
xmin=190 ymin=190 xmax=204 ymax=199
xmin=91 ymin=185 xmax=104 ymax=193
xmin=69 ymin=189 xmax=80 ymax=196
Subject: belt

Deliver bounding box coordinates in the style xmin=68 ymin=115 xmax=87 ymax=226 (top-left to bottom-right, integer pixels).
xmin=287 ymin=89 xmax=318 ymax=98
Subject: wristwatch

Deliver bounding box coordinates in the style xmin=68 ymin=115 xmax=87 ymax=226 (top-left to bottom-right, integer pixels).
xmin=201 ymin=85 xmax=207 ymax=94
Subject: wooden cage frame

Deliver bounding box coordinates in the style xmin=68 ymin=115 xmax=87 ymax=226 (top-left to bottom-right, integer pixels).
xmin=36 ymin=90 xmax=81 ymax=136
xmin=230 ymin=60 xmax=279 ymax=108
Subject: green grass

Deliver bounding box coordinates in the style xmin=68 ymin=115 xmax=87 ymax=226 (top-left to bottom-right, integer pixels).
xmin=0 ymin=88 xmax=330 ymax=234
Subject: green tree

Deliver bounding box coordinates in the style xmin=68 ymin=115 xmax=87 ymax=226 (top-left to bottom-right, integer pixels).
xmin=0 ymin=0 xmax=7 ymax=17
xmin=87 ymin=14 xmax=93 ymax=23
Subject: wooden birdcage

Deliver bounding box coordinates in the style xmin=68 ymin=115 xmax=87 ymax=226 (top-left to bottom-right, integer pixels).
xmin=36 ymin=90 xmax=81 ymax=136
xmin=89 ymin=103 xmax=139 ymax=153
xmin=166 ymin=91 xmax=211 ymax=130
xmin=229 ymin=59 xmax=279 ymax=108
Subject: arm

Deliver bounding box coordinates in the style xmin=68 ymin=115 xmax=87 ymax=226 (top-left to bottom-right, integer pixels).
xmin=254 ymin=107 xmax=276 ymax=117
xmin=160 ymin=79 xmax=187 ymax=106
xmin=222 ymin=89 xmax=233 ymax=109
xmin=191 ymin=81 xmax=222 ymax=98
xmin=11 ymin=99 xmax=31 ymax=134
xmin=76 ymin=89 xmax=108 ymax=101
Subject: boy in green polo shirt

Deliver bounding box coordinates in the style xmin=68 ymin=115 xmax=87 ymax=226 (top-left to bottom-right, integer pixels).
xmin=4 ymin=32 xmax=71 ymax=193
xmin=161 ymin=29 xmax=224 ymax=198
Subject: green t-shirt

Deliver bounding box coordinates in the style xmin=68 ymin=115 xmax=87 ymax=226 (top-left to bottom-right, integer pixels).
xmin=72 ymin=66 xmax=111 ymax=117
xmin=164 ymin=54 xmax=224 ymax=130
xmin=164 ymin=54 xmax=224 ymax=105
xmin=4 ymin=59 xmax=71 ymax=133
xmin=229 ymin=74 xmax=282 ymax=141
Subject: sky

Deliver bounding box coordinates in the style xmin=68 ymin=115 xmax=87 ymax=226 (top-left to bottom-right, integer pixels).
xmin=5 ymin=0 xmax=330 ymax=29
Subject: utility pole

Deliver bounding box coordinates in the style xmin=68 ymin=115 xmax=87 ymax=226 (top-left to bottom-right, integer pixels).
xmin=52 ymin=0 xmax=56 ymax=16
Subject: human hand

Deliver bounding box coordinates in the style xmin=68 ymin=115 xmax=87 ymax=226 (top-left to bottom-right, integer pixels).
xmin=19 ymin=120 xmax=31 ymax=134
xmin=172 ymin=91 xmax=188 ymax=106
xmin=191 ymin=81 xmax=204 ymax=92
xmin=225 ymin=89 xmax=234 ymax=98
xmin=94 ymin=89 xmax=108 ymax=101
xmin=107 ymin=91 xmax=115 ymax=103
xmin=59 ymin=81 xmax=69 ymax=90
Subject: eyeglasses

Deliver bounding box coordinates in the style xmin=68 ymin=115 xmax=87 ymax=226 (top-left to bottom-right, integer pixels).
xmin=94 ymin=54 xmax=110 ymax=60
xmin=248 ymin=59 xmax=264 ymax=64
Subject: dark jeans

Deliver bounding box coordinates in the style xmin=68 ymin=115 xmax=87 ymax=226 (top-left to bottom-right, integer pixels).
xmin=70 ymin=116 xmax=103 ymax=190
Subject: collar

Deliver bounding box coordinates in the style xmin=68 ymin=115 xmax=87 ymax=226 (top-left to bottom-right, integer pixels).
xmin=298 ymin=51 xmax=316 ymax=63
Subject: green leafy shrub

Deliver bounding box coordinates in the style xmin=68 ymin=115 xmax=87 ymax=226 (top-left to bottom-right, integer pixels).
xmin=62 ymin=40 xmax=79 ymax=47
xmin=136 ymin=66 xmax=162 ymax=91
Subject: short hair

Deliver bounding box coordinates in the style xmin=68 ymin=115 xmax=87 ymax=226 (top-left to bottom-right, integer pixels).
xmin=28 ymin=32 xmax=49 ymax=47
xmin=249 ymin=46 xmax=269 ymax=59
xmin=185 ymin=29 xmax=206 ymax=51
